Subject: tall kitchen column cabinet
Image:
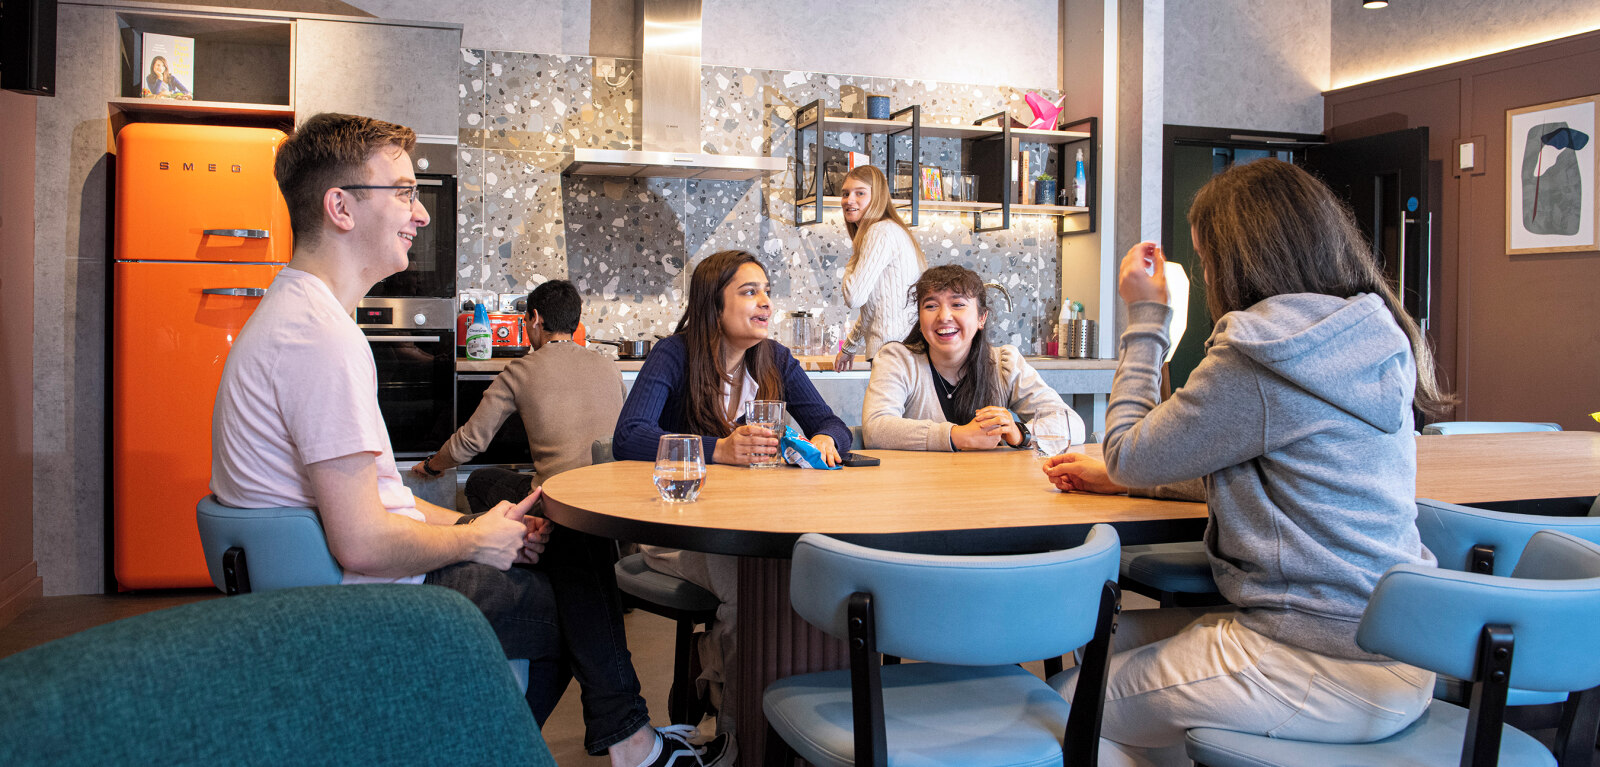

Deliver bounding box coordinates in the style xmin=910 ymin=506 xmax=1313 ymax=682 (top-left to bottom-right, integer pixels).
xmin=293 ymin=20 xmax=460 ymax=137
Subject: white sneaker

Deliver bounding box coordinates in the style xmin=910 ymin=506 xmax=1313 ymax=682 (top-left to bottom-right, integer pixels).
xmin=640 ymin=725 xmax=707 ymax=767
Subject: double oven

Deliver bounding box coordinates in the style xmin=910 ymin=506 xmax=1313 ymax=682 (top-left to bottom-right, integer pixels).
xmin=356 ymin=146 xmax=458 ymax=460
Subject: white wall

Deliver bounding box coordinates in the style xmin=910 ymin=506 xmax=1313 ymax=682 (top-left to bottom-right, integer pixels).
xmin=1331 ymin=0 xmax=1600 ymax=89
xmin=346 ymin=0 xmax=592 ymax=55
xmin=346 ymin=0 xmax=1061 ymax=88
xmin=703 ymin=0 xmax=1058 ymax=88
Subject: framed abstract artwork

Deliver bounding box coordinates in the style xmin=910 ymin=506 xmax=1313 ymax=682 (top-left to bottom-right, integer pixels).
xmin=1506 ymin=95 xmax=1597 ymax=255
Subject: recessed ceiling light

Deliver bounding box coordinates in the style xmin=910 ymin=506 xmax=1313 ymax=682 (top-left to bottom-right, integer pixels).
xmin=1363 ymin=0 xmax=1389 ymax=8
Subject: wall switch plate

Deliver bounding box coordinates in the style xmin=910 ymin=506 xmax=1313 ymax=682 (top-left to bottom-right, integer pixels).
xmin=1452 ymin=135 xmax=1487 ymax=177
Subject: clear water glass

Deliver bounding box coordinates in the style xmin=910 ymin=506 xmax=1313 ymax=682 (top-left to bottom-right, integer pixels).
xmin=654 ymin=434 xmax=706 ymax=503
xmin=1028 ymin=408 xmax=1075 ymax=459
xmin=742 ymin=400 xmax=787 ymax=468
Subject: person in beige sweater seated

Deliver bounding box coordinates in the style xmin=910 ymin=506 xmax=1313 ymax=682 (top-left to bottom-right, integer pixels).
xmin=415 ymin=278 xmax=622 ymax=502
xmin=862 ymin=264 xmax=1086 ymax=452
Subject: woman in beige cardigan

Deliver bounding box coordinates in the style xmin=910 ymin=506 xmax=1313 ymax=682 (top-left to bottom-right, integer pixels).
xmin=862 ymin=264 xmax=1085 ymax=451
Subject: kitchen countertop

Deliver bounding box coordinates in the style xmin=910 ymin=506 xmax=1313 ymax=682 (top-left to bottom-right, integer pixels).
xmin=457 ymin=352 xmax=1117 ymax=374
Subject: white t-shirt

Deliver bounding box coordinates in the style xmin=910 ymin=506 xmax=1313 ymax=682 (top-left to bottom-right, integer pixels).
xmin=211 ymin=267 xmax=424 ymax=584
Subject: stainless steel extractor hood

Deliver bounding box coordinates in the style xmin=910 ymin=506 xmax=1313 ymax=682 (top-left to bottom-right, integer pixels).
xmin=562 ymin=0 xmax=786 ymax=181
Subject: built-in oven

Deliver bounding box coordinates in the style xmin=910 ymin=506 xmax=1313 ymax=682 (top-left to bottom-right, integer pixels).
xmin=364 ymin=174 xmax=456 ymax=299
xmin=355 ymin=297 xmax=457 ymax=458
xmin=455 ymin=372 xmax=536 ymax=471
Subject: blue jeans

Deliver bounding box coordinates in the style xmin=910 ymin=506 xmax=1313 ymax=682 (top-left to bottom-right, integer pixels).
xmin=446 ymin=466 xmax=651 ymax=756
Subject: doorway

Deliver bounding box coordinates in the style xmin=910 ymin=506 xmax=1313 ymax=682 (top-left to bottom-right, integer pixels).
xmin=1160 ymin=125 xmax=1317 ymax=389
xmin=1160 ymin=125 xmax=1433 ymax=393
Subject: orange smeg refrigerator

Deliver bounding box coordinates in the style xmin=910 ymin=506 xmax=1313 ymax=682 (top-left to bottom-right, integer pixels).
xmin=112 ymin=124 xmax=291 ymax=589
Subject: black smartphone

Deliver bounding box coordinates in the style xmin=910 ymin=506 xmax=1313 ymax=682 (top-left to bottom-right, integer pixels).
xmin=840 ymin=452 xmax=880 ymax=467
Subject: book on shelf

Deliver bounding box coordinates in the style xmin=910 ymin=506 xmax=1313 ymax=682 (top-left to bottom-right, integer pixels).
xmin=920 ymin=167 xmax=944 ymax=202
xmin=138 ymin=32 xmax=195 ymax=100
xmin=1019 ymin=149 xmax=1032 ymax=204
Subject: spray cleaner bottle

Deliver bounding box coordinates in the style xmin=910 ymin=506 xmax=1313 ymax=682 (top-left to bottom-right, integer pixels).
xmin=465 ymin=302 xmax=492 ymax=360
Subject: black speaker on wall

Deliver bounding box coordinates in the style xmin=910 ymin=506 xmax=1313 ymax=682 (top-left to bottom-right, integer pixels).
xmin=2 ymin=0 xmax=58 ymax=96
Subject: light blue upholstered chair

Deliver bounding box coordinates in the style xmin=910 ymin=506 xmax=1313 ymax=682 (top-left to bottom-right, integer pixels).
xmin=1118 ymin=540 xmax=1221 ymax=606
xmin=1415 ymin=496 xmax=1600 ymax=755
xmin=1421 ymin=421 xmax=1562 ymax=435
xmin=0 ymin=585 xmax=555 ymax=766
xmin=195 ymin=494 xmax=532 ymax=692
xmin=763 ymin=527 xmax=1122 ymax=767
xmin=196 ymin=494 xmax=342 ymax=594
xmin=595 ymin=436 xmax=721 ymax=724
xmin=1186 ymin=530 xmax=1600 ymax=767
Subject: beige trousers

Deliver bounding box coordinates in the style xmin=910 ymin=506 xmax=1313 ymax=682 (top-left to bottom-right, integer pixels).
xmin=1052 ymin=607 xmax=1435 ymax=767
xmin=640 ymin=545 xmax=739 ymax=738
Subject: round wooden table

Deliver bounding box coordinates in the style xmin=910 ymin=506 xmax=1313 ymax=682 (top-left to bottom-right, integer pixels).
xmin=542 ymin=446 xmax=1209 ymax=557
xmin=542 ymin=447 xmax=1207 ymax=762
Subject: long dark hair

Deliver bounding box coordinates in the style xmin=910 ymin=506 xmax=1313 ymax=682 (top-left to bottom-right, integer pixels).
xmin=899 ymin=265 xmax=1002 ymax=417
xmin=674 ymin=250 xmax=785 ymax=437
xmin=1187 ymin=158 xmax=1451 ymax=415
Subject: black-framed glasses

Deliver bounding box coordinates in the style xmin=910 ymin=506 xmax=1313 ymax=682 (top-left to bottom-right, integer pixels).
xmin=339 ymin=184 xmax=419 ymax=205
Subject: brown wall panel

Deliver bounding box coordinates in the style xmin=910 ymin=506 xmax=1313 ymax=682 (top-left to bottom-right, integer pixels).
xmin=0 ymin=89 xmax=41 ymax=626
xmin=1325 ymin=30 xmax=1600 ymax=430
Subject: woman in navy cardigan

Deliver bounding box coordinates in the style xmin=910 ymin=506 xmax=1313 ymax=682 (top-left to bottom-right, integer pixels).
xmin=612 ymin=249 xmax=850 ymax=464
xmin=612 ymin=249 xmax=849 ymax=762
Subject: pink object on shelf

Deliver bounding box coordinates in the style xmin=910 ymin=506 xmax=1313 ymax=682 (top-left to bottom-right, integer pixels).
xmin=1025 ymin=92 xmax=1066 ymax=130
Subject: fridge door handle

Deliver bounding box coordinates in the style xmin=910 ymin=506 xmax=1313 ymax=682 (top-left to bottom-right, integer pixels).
xmin=367 ymin=335 xmax=442 ymax=343
xmin=201 ymin=287 xmax=267 ymax=297
xmin=203 ymin=228 xmax=270 ymax=239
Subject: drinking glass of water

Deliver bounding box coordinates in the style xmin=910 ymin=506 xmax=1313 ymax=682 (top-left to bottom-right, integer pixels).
xmin=654 ymin=434 xmax=706 ymax=503
xmin=742 ymin=400 xmax=787 ymax=468
xmin=1027 ymin=407 xmax=1075 ymax=459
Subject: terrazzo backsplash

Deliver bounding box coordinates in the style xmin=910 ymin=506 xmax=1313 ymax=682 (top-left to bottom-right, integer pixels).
xmin=456 ymin=49 xmax=1074 ymax=352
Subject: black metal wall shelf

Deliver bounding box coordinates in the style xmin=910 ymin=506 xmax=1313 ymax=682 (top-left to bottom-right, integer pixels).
xmin=792 ymin=98 xmax=1097 ymax=235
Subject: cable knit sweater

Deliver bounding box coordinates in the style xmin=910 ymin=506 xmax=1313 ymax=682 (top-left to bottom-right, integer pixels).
xmin=841 ymin=221 xmax=920 ymax=358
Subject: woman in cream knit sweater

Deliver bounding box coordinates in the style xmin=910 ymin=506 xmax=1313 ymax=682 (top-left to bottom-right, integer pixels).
xmin=833 ymin=165 xmax=925 ymax=371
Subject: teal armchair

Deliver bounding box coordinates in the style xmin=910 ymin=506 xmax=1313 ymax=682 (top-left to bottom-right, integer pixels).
xmin=0 ymin=584 xmax=556 ymax=766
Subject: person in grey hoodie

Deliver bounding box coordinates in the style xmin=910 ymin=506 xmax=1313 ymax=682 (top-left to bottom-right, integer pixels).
xmin=1042 ymin=158 xmax=1452 ymax=767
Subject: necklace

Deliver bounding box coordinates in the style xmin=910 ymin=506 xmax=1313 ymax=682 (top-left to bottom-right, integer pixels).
xmin=929 ymin=360 xmax=961 ymax=400
xmin=546 ymin=339 xmax=574 ymax=345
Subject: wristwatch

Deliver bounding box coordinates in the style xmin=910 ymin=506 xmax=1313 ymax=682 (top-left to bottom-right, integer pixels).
xmin=420 ymin=454 xmax=443 ymax=477
xmin=1012 ymin=418 xmax=1035 ymax=449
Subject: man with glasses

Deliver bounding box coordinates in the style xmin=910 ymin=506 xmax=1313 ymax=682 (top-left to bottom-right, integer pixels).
xmin=211 ymin=113 xmax=706 ymax=767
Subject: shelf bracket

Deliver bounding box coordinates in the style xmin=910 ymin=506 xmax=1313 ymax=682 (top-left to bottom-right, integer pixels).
xmin=1057 ymin=116 xmax=1098 ymax=236
xmin=794 ymin=99 xmax=826 ymax=227
xmin=972 ymin=111 xmax=1012 ymax=233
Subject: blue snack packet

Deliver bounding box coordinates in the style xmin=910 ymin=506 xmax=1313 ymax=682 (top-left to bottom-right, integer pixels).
xmin=780 ymin=425 xmax=840 ymax=470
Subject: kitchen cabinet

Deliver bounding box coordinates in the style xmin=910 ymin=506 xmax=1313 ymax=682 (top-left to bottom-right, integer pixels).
xmin=111 ymin=9 xmax=294 ymax=122
xmin=293 ymin=20 xmax=459 ymax=137
xmin=793 ymin=98 xmax=1097 ymax=235
xmin=107 ymin=9 xmax=459 ymax=134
